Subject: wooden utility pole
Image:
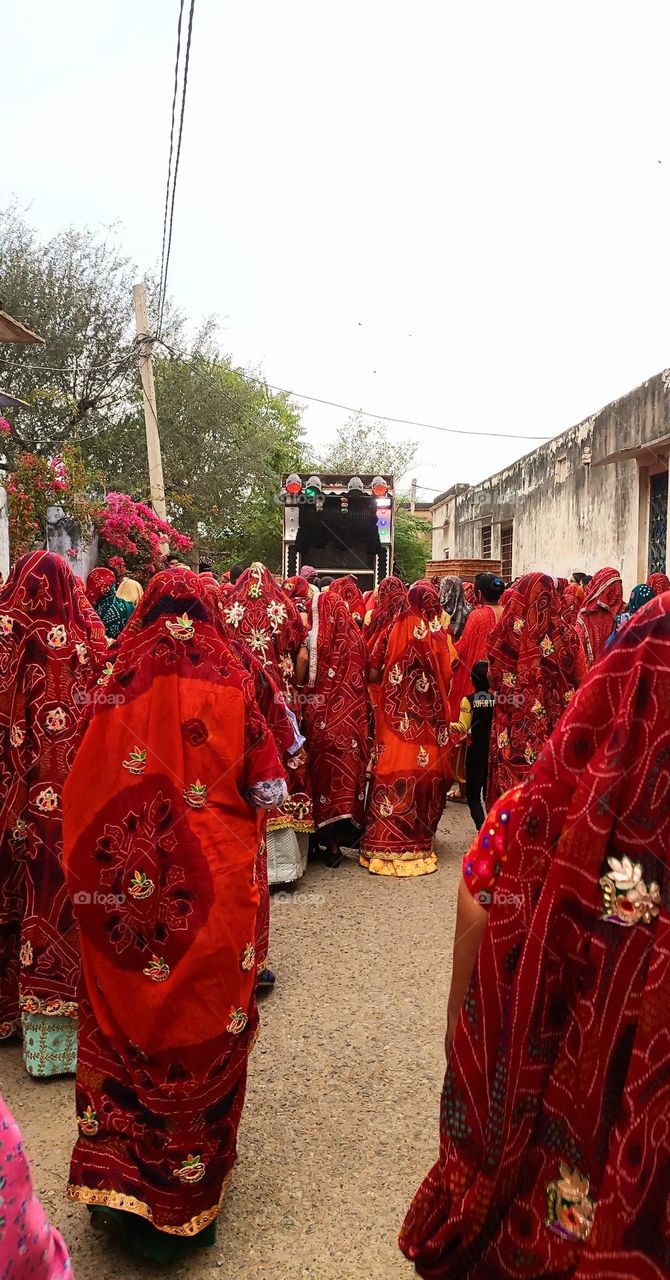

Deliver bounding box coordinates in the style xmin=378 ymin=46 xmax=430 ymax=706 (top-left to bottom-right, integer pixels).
xmin=410 ymin=478 xmax=417 ymax=512
xmin=133 ymin=283 xmax=167 ymax=520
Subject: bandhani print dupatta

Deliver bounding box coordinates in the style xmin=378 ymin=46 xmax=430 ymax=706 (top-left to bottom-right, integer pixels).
xmin=487 ymin=572 xmax=584 ymax=802
xmin=401 ymin=593 xmax=670 ymax=1279
xmin=576 ymin=566 xmax=623 ymax=668
xmin=63 ymin=570 xmax=283 ymax=1236
xmin=0 ymin=551 xmax=106 ymax=1042
xmin=303 ymin=590 xmax=370 ymax=829
xmin=225 ymin=563 xmax=313 ymax=834
xmin=361 ymin=581 xmax=455 ymax=877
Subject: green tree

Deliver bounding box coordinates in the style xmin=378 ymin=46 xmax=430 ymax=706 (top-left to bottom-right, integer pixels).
xmin=88 ymin=338 xmax=305 ymax=571
xmin=316 ymin=415 xmax=417 ymax=484
xmin=393 ymin=503 xmax=431 ymax=582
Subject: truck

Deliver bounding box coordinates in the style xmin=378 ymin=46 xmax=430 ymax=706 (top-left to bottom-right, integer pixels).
xmin=280 ymin=473 xmax=394 ymax=591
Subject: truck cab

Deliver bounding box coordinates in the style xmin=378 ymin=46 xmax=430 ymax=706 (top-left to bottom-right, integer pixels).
xmin=280 ymin=473 xmax=394 ymax=591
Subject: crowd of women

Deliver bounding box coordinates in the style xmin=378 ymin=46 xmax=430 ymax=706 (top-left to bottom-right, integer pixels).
xmin=0 ymin=547 xmax=668 ymax=1273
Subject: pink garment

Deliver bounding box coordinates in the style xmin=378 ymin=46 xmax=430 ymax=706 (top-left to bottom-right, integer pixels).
xmin=0 ymin=1095 xmax=71 ymax=1277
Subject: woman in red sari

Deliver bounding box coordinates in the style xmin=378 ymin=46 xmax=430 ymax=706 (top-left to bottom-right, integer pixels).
xmin=400 ymin=591 xmax=670 ymax=1279
xmin=448 ymin=572 xmax=505 ymax=720
xmin=0 ymin=551 xmax=106 ymax=1076
xmin=328 ymin=574 xmax=366 ymax=626
xmin=487 ymin=572 xmax=585 ymax=802
xmin=361 ymin=581 xmax=455 ymax=877
xmin=576 ymin=566 xmax=623 ymax=667
xmin=303 ymin=589 xmax=370 ymax=864
xmin=63 ymin=570 xmax=284 ymax=1260
xmin=225 ymin=563 xmax=313 ymax=884
xmin=282 ymin=574 xmax=315 ymax=626
xmin=647 ymin=570 xmax=670 ymax=595
xmin=363 ymin=575 xmax=408 ymax=650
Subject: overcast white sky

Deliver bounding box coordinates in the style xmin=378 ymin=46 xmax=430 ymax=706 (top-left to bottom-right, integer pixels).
xmin=4 ymin=1 xmax=670 ymax=497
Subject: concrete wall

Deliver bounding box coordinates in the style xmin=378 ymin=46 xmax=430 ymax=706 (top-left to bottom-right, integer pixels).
xmin=46 ymin=507 xmax=98 ymax=582
xmin=444 ymin=369 xmax=670 ymax=595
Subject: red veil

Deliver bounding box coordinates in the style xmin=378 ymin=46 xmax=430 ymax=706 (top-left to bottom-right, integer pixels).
xmin=0 ymin=552 xmax=106 ymax=1041
xmin=361 ymin=581 xmax=454 ymax=876
xmin=576 ymin=566 xmax=623 ymax=667
xmin=401 ymin=592 xmax=670 ymax=1278
xmin=328 ymin=575 xmax=366 ymax=625
xmin=303 ymin=590 xmax=370 ymax=830
xmin=226 ymin=562 xmax=313 ymax=835
xmin=64 ymin=570 xmax=283 ymax=1236
xmin=365 ymin=576 xmax=409 ymax=661
xmin=487 ymin=572 xmax=585 ymax=801
xmin=648 ymin=571 xmax=670 ymax=596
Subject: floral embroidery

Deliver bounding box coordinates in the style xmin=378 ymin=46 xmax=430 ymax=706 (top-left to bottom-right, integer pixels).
xmin=267 ymin=599 xmax=287 ymax=632
xmin=524 ymin=744 xmax=537 ymax=765
xmin=173 ymin=1154 xmax=206 ymax=1184
xmin=19 ymin=941 xmax=32 ymax=967
xmin=248 ymin=628 xmax=271 ymax=658
xmin=241 ymin=942 xmax=256 ymax=971
xmin=279 ymin=655 xmax=294 ymax=678
xmin=165 ymin=613 xmax=195 ymax=640
xmin=224 ymin=601 xmax=245 ymax=627
xmin=437 ymin=726 xmax=449 ymax=746
xmin=413 ymin=619 xmax=428 ymax=640
xmin=184 ymin=779 xmax=207 ymax=809
xmin=123 ymin=747 xmax=147 ymax=775
xmin=9 ymin=724 xmax=25 ymax=748
xmin=142 ymin=954 xmax=170 ymax=982
xmin=75 ymin=642 xmax=89 ymax=666
xmin=380 ymin=796 xmax=394 ymax=817
xmin=417 ymin=746 xmax=430 ymax=768
xmin=227 ymin=1006 xmax=248 ymax=1034
xmin=513 ymin=617 xmax=525 ymax=634
xmin=0 ymin=615 xmax=13 ymax=635
xmin=78 ymin=1106 xmax=99 ymax=1137
xmin=399 ymin=711 xmax=410 ymax=733
xmin=127 ymin=870 xmax=155 ymax=900
xmin=600 ymin=856 xmax=661 ymax=926
xmin=416 ymin=672 xmax=430 ymax=693
xmin=545 ymin=1163 xmax=595 ymax=1241
xmin=531 ymin=700 xmax=546 ymax=719
xmin=45 ymin=707 xmax=67 ymax=733
xmin=46 ymin=624 xmax=68 ymax=649
xmin=389 ymin=663 xmax=403 ymax=685
xmin=327 ymin=667 xmax=336 ymax=678
xmin=429 ymin=616 xmax=442 ymax=633
xmin=540 ymin=634 xmax=555 ymax=657
xmin=97 ymin=661 xmax=114 ymax=686
xmin=502 ymin=671 xmax=516 ymax=687
xmin=11 ymin=816 xmax=28 ymax=843
xmin=35 ymin=786 xmax=59 ymax=813
xmin=497 ymin=729 xmax=509 ymax=749
xmin=564 ymin=688 xmax=574 ymax=705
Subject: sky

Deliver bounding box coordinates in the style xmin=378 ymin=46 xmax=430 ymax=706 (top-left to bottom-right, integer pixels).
xmin=4 ymin=0 xmax=670 ymax=499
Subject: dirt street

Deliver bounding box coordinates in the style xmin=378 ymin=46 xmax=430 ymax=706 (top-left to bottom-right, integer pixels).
xmin=2 ymin=803 xmax=472 ymax=1280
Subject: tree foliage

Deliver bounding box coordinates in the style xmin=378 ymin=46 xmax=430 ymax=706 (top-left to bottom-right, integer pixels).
xmin=393 ymin=505 xmax=431 ymax=583
xmin=316 ymin=415 xmax=417 ymax=485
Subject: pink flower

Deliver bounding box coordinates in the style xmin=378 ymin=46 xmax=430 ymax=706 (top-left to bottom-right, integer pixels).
xmin=0 ymin=418 xmax=12 ymax=434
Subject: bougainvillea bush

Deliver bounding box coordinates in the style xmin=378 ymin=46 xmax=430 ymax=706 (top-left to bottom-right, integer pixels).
xmin=7 ymin=448 xmax=101 ymax=557
xmin=96 ymin=491 xmax=192 ymax=582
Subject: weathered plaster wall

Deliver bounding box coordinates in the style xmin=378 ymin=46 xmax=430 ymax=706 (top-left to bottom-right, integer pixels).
xmin=445 ymin=370 xmax=670 ymax=593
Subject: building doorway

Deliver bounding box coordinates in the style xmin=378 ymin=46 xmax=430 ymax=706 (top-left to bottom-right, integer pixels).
xmin=648 ymin=470 xmax=668 ymax=574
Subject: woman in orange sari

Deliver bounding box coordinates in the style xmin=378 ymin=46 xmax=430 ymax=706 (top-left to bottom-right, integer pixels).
xmin=360 ymin=581 xmax=455 ymax=877
xmin=63 ymin=570 xmax=284 ymax=1261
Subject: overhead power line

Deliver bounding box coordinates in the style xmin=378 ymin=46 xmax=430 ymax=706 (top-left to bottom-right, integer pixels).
xmin=264 ymin=383 xmax=551 ymax=442
xmin=158 ymin=0 xmax=197 ymax=336
xmin=157 ymin=0 xmax=186 ymax=333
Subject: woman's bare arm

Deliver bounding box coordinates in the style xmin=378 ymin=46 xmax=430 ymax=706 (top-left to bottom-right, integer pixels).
xmin=445 ymin=878 xmax=488 ymax=1055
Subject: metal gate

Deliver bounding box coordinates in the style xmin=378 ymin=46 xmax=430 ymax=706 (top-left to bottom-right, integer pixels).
xmin=648 ymin=470 xmax=668 ymax=575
